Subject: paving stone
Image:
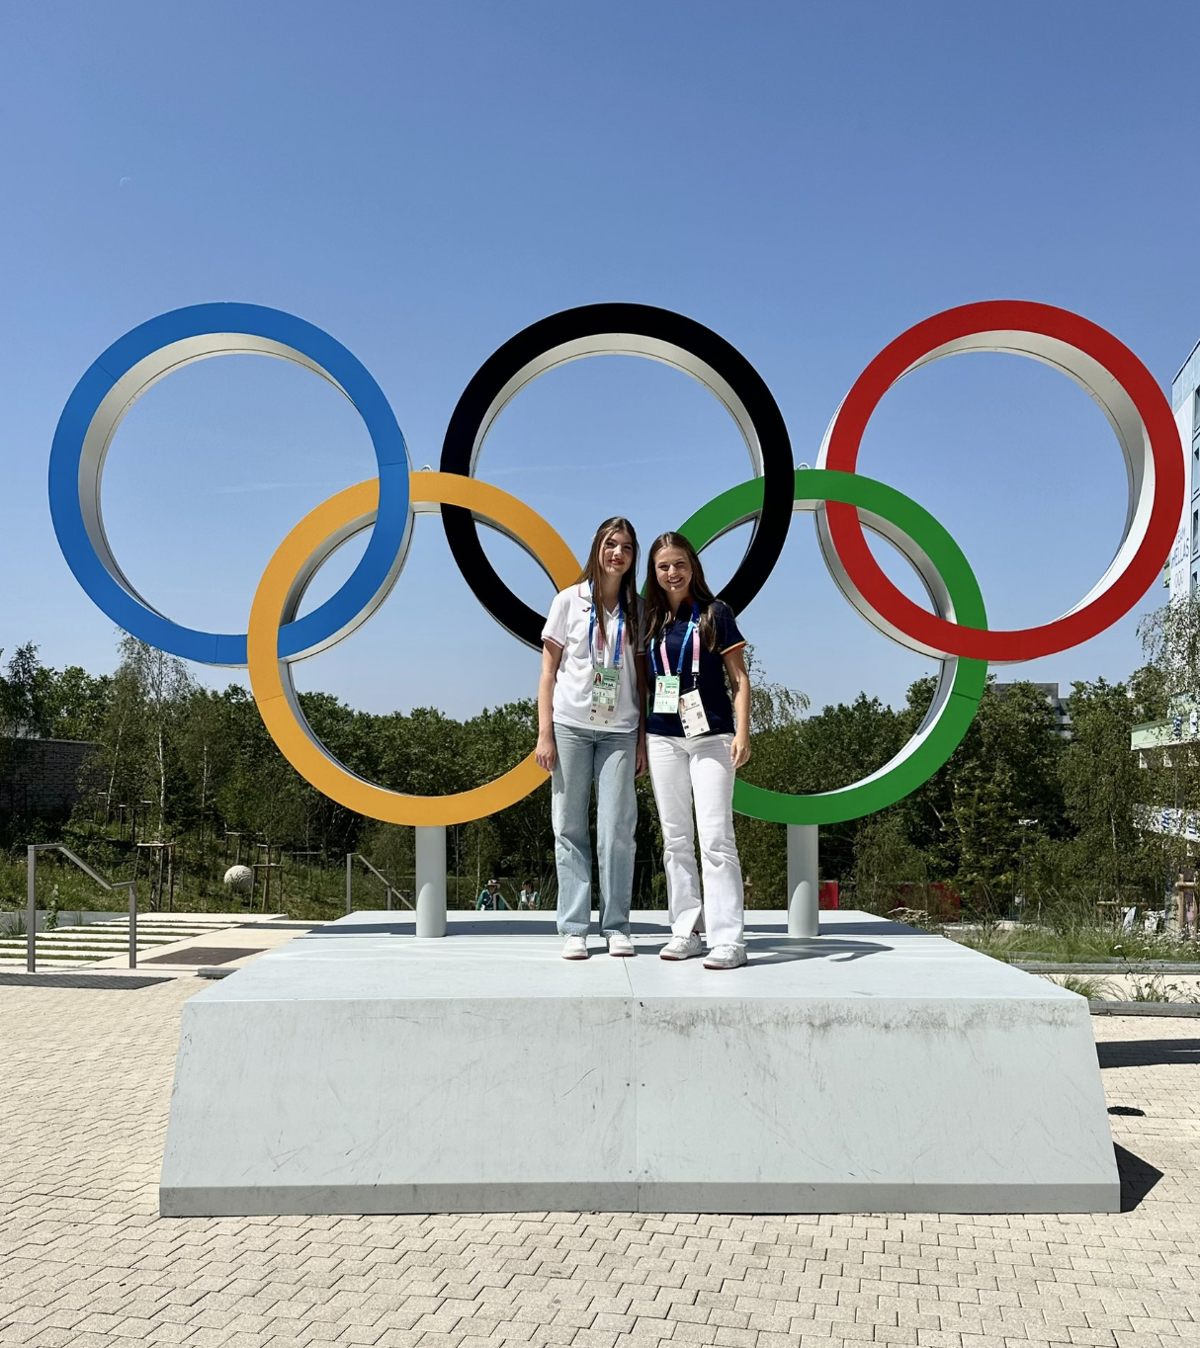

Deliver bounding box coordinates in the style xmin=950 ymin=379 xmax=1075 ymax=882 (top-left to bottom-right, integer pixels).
xmin=1 ymin=986 xmax=1199 ymax=1348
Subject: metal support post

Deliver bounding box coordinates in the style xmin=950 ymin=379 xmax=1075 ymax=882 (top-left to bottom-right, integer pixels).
xmin=787 ymin=824 xmax=820 ymax=938
xmin=26 ymin=844 xmax=36 ymax=973
xmin=345 ymin=853 xmax=353 ymax=915
xmin=415 ymin=825 xmax=447 ymax=938
xmin=128 ymin=883 xmax=138 ymax=969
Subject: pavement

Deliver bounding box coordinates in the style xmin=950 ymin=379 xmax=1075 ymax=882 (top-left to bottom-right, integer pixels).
xmin=0 ymin=913 xmax=320 ymax=973
xmin=0 ymin=976 xmax=1196 ymax=1348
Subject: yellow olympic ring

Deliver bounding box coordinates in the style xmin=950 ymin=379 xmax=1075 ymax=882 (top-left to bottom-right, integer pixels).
xmin=247 ymin=472 xmax=581 ymax=826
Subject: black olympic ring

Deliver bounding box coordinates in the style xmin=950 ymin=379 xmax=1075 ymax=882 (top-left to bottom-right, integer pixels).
xmin=439 ymin=302 xmax=795 ymax=648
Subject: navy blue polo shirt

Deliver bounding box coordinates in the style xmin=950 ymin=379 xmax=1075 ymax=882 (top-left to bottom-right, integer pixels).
xmin=645 ymin=601 xmax=746 ymax=738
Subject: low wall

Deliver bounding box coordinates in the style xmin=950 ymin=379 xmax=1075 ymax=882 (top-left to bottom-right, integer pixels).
xmin=0 ymin=738 xmax=100 ymax=819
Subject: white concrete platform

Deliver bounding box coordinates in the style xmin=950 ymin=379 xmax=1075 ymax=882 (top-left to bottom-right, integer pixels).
xmin=160 ymin=910 xmax=1119 ymax=1216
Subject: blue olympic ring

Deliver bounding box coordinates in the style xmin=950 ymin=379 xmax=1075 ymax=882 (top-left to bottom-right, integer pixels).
xmin=48 ymin=303 xmax=411 ymax=666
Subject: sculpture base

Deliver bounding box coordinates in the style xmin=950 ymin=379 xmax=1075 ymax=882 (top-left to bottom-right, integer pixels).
xmin=160 ymin=911 xmax=1119 ymax=1216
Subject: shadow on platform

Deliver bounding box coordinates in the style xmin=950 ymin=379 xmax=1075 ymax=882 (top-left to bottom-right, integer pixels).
xmin=743 ymin=936 xmax=885 ymax=965
xmin=301 ymin=917 xmax=890 ymax=964
xmin=305 ymin=914 xmax=913 ymax=940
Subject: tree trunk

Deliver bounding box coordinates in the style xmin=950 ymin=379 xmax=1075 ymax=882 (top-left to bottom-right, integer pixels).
xmin=105 ymin=710 xmax=128 ymax=826
xmin=156 ymin=724 xmax=166 ymax=840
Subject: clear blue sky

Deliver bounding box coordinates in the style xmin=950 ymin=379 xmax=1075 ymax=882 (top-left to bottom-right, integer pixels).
xmin=2 ymin=2 xmax=1199 ymax=718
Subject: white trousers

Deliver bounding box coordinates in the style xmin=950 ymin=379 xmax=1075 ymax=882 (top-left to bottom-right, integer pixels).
xmin=647 ymin=733 xmax=744 ymax=948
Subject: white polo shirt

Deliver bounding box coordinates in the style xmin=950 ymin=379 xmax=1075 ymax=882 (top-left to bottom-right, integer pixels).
xmin=542 ymin=584 xmax=642 ymax=734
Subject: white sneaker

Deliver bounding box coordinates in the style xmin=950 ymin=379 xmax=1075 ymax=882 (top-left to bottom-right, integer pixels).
xmin=607 ymin=932 xmax=636 ymax=957
xmin=660 ymin=933 xmax=702 ymax=961
xmin=562 ymin=935 xmax=589 ymax=960
xmin=703 ymin=944 xmax=747 ymax=970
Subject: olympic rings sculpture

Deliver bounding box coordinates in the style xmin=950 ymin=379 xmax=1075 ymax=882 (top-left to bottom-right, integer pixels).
xmin=48 ymin=300 xmax=1183 ymax=827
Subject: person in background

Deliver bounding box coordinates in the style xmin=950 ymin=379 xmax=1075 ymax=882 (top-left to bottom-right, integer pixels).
xmin=537 ymin=516 xmax=647 ymax=960
xmin=475 ymin=878 xmax=509 ymax=911
xmin=643 ymin=532 xmax=751 ymax=971
xmin=517 ymin=879 xmax=538 ymax=910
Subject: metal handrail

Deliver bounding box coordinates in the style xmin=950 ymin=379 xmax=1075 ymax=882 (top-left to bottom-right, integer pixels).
xmin=26 ymin=844 xmax=138 ymax=972
xmin=345 ymin=853 xmax=412 ymax=914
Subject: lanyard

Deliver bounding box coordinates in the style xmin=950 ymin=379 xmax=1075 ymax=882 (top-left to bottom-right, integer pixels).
xmin=588 ymin=587 xmax=624 ymax=669
xmin=654 ymin=603 xmax=700 ymax=680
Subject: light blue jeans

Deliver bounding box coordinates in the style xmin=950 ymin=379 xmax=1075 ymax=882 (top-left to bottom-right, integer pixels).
xmin=551 ymin=721 xmax=638 ymax=937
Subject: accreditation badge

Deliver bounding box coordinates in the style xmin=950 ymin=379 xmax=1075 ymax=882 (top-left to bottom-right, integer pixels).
xmin=589 ymin=667 xmax=620 ymax=725
xmin=679 ymin=688 xmax=711 ymax=738
xmin=653 ymin=674 xmax=680 ymax=714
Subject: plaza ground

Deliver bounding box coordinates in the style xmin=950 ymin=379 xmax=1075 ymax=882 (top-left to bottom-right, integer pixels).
xmin=0 ymin=913 xmax=304 ymax=972
xmin=0 ymin=974 xmax=1196 ymax=1348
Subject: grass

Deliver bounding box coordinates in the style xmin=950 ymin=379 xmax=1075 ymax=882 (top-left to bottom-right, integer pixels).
xmin=1125 ymin=974 xmax=1195 ymax=1002
xmin=1039 ymin=971 xmax=1199 ymax=1002
xmin=947 ymin=923 xmax=1200 ymax=964
xmin=1051 ymin=973 xmax=1114 ymax=999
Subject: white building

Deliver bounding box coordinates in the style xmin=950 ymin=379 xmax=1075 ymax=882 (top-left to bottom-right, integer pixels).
xmin=1132 ymin=342 xmax=1200 ymax=859
xmin=992 ymin=681 xmax=1072 ymax=738
xmin=1167 ymin=338 xmax=1200 ymax=598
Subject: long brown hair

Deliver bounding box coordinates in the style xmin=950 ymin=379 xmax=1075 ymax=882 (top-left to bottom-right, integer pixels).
xmin=575 ymin=517 xmax=639 ymax=643
xmin=644 ymin=532 xmax=723 ymax=650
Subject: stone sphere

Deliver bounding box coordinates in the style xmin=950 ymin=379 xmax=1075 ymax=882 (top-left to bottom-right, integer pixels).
xmin=223 ymin=864 xmax=254 ymax=891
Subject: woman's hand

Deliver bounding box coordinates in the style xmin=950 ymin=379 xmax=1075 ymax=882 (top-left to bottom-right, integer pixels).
xmin=535 ymin=640 xmax=563 ymax=773
xmin=535 ymin=733 xmax=557 ymax=773
xmin=722 ymin=646 xmax=752 ymax=772
xmin=730 ymin=731 xmax=751 ymax=770
xmin=636 ymin=733 xmax=649 ymax=777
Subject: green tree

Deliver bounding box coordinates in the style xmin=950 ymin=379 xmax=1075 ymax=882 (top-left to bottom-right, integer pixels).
xmin=947 ymin=682 xmax=1063 ymax=913
xmin=1137 ymin=594 xmax=1200 ymax=703
xmin=43 ymin=665 xmax=111 ymax=741
xmin=113 ymin=636 xmax=197 ymax=840
xmin=853 ymin=810 xmax=929 ymax=914
xmin=1043 ymin=678 xmax=1164 ymax=913
xmin=0 ymin=642 xmax=51 ymax=737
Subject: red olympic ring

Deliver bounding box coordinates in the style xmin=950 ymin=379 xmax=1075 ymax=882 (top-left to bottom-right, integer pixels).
xmin=820 ymin=301 xmax=1183 ymax=663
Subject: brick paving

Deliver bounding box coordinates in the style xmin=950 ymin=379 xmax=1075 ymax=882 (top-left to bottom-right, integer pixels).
xmin=0 ymin=978 xmax=1196 ymax=1348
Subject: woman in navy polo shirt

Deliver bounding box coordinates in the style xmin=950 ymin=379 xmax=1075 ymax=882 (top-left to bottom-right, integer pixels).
xmin=536 ymin=517 xmax=647 ymax=961
xmin=644 ymin=532 xmax=751 ymax=970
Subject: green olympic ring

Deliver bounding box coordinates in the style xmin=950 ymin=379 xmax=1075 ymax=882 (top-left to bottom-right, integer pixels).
xmin=675 ymin=468 xmax=988 ymax=826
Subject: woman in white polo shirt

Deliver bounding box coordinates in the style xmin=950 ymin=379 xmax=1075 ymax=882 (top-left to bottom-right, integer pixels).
xmin=536 ymin=517 xmax=647 ymax=960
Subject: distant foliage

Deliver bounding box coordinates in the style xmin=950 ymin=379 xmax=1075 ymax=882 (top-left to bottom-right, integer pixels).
xmin=0 ymin=631 xmax=1182 ymax=919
